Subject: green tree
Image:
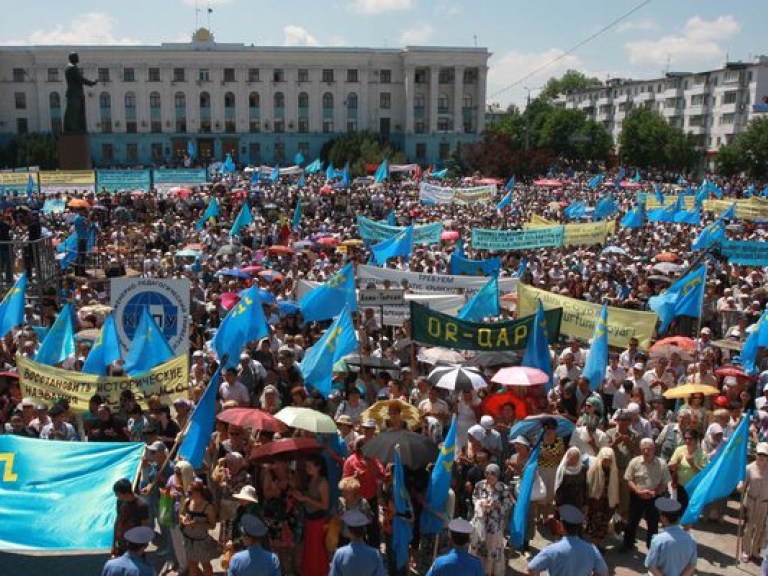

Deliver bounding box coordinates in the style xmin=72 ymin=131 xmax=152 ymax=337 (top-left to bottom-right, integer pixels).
xmin=665 ymin=130 xmax=700 ymax=172
xmin=8 ymin=134 xmax=59 ymax=169
xmin=539 ymin=70 xmax=603 ymax=101
xmin=323 ymin=132 xmax=406 ymax=174
xmin=619 ymin=107 xmax=672 ymax=168
xmin=537 ymin=108 xmax=587 ymax=157
xmin=718 ymin=116 xmax=768 ymax=179
xmin=714 ymin=142 xmax=744 ymax=177
xmin=574 ymin=119 xmax=613 ymax=164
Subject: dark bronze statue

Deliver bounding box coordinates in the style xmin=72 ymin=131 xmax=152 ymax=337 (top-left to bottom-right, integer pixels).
xmin=63 ymin=52 xmax=97 ymax=134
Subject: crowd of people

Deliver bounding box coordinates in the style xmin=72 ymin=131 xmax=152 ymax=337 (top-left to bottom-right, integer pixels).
xmin=0 ymin=166 xmax=767 ymax=576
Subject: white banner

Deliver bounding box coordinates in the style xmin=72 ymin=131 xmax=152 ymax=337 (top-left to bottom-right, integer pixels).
xmin=356 ymin=264 xmax=516 ymax=296
xmin=418 ymin=182 xmax=496 ymax=205
xmin=110 ymin=278 xmax=191 ymax=355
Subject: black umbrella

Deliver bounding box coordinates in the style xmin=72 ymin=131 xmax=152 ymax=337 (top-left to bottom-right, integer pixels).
xmin=427 ymin=364 xmax=487 ymax=392
xmin=362 ymin=429 xmax=438 ymax=468
xmin=344 ymin=353 xmax=400 ymax=371
xmin=469 ymin=351 xmax=520 ymax=369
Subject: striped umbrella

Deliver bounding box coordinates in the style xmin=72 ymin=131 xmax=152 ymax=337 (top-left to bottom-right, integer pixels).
xmin=427 ymin=364 xmax=487 ymax=392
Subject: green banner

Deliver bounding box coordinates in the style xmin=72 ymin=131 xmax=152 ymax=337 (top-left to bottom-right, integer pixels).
xmin=96 ymin=169 xmax=151 ymax=192
xmin=410 ymin=301 xmax=562 ymax=351
xmin=471 ymin=226 xmax=565 ymax=251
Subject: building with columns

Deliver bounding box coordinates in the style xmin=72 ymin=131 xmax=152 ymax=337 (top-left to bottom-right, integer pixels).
xmin=0 ymin=29 xmax=489 ymax=167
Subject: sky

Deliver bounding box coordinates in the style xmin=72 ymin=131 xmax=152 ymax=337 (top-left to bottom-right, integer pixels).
xmin=0 ymin=0 xmax=765 ymax=109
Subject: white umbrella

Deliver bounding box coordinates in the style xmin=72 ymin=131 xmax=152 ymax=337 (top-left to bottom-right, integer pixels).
xmin=428 ymin=364 xmax=487 ymax=392
xmin=274 ymin=407 xmax=337 ymax=434
xmin=418 ymin=347 xmax=465 ymax=365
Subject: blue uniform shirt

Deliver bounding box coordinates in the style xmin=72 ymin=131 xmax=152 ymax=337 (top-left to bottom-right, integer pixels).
xmin=426 ymin=547 xmax=483 ymax=576
xmin=645 ymin=525 xmax=697 ymax=576
xmin=228 ymin=546 xmax=281 ymax=576
xmin=528 ymin=536 xmax=609 ymax=576
xmin=73 ymin=214 xmax=88 ymax=240
xmin=101 ymin=552 xmax=154 ymax=576
xmin=329 ymin=541 xmax=386 ymax=576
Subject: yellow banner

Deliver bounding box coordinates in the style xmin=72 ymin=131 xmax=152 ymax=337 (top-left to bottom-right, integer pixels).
xmin=524 ymin=220 xmax=615 ymax=247
xmin=39 ymin=170 xmax=96 ymax=191
xmin=517 ymin=283 xmax=657 ymax=349
xmin=645 ymin=195 xmax=696 ymax=210
xmin=0 ymin=172 xmax=35 ymax=189
xmin=704 ymin=197 xmax=768 ymax=221
xmin=18 ymin=354 xmax=189 ymax=413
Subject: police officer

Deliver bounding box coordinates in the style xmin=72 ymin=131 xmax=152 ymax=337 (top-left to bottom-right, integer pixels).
xmin=329 ymin=510 xmax=386 ymax=576
xmin=426 ymin=518 xmax=483 ymax=576
xmin=227 ymin=515 xmax=281 ymax=576
xmin=101 ymin=526 xmax=155 ymax=576
xmin=528 ymin=505 xmax=609 ymax=576
xmin=645 ymin=498 xmax=697 ymax=576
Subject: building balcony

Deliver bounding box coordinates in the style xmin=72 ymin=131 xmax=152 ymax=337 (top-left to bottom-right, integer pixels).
xmin=414 ymin=106 xmax=425 ymax=119
xmin=150 ymin=108 xmax=161 ymax=118
xmin=686 ymin=125 xmax=707 ymax=135
xmin=596 ymin=96 xmax=611 ymax=107
xmin=200 ymin=108 xmax=211 ymax=119
xmin=249 ymin=106 xmax=260 ymax=117
xmin=687 ymin=104 xmax=708 ymax=116
xmin=635 ymin=91 xmax=655 ymax=101
xmin=274 ymin=107 xmax=285 ymax=118
xmin=224 ymin=108 xmax=236 ymax=119
xmin=664 ymin=86 xmax=682 ymax=98
xmin=322 ymin=108 xmax=333 ymax=119
xmin=174 ymin=106 xmax=186 ymax=117
xmin=615 ymin=93 xmax=630 ymax=103
xmin=298 ymin=106 xmax=309 ymax=118
xmin=687 ymin=83 xmax=709 ymax=95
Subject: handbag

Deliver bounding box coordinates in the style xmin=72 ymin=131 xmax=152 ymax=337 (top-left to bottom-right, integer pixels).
xmin=530 ymin=474 xmax=547 ymax=502
xmin=324 ymin=515 xmax=342 ymax=553
xmin=158 ymin=493 xmax=174 ymax=528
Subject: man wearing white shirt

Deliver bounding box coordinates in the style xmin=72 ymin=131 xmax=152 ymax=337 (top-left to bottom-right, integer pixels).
xmin=643 ymin=357 xmax=675 ymax=400
xmin=559 ymin=339 xmax=587 ymax=366
xmin=602 ymin=353 xmax=627 ymax=411
xmin=628 ymin=362 xmax=653 ymax=404
xmin=756 ymin=383 xmax=768 ymax=411
xmin=618 ymin=337 xmax=640 ymax=370
xmin=220 ymin=367 xmax=250 ymax=406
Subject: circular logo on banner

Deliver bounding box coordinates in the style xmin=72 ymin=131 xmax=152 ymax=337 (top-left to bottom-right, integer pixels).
xmin=123 ymin=291 xmax=178 ymax=341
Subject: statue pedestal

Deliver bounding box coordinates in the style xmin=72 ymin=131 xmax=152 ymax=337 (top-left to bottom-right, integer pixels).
xmin=58 ymin=133 xmax=91 ymax=170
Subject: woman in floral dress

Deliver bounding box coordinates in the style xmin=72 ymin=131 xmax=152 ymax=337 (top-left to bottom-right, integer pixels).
xmin=472 ymin=463 xmax=513 ymax=576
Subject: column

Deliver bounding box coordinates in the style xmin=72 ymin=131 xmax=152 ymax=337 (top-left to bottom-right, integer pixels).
xmin=477 ymin=66 xmax=488 ymax=134
xmin=404 ymin=66 xmax=415 ymax=134
xmin=453 ymin=66 xmax=465 ymax=133
xmin=429 ymin=67 xmax=439 ymax=134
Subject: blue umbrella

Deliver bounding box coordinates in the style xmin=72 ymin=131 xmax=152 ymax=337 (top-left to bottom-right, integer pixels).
xmin=601 ymin=245 xmax=629 ymax=256
xmin=278 ymin=300 xmax=301 ymax=315
xmin=216 ymin=268 xmax=250 ymax=279
xmin=508 ymin=414 xmax=575 ymax=441
xmin=238 ymin=288 xmax=278 ymax=304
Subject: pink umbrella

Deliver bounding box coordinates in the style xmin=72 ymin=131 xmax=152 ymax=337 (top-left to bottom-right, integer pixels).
xmin=620 ymin=180 xmax=643 ymax=189
xmin=533 ymin=179 xmax=563 ymax=187
xmin=241 ymin=265 xmax=262 ymax=274
xmin=220 ymin=292 xmax=241 ymax=310
xmin=440 ymin=230 xmax=459 ymax=241
xmin=491 ymin=366 xmax=549 ymax=386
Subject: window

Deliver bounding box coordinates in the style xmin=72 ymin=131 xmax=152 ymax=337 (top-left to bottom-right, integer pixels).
xmin=379 ymin=118 xmax=390 ymax=135
xmin=379 ymin=69 xmax=391 ymax=84
xmin=415 ymin=120 xmax=426 ymax=134
xmin=298 ymin=118 xmax=309 ymax=133
xmin=274 ymin=119 xmax=284 ymax=133
xmin=14 ymin=92 xmax=26 ymax=110
xmin=415 ymin=143 xmax=427 ymax=159
xmin=249 ymin=92 xmax=260 ymax=109
xmin=298 ymin=142 xmax=310 ymax=158
xmin=463 ymin=69 xmax=477 ymax=84
xmin=100 ymin=120 xmax=112 ymax=133
xmin=51 ymin=118 xmax=62 ymax=134
xmin=49 ymin=92 xmax=61 ymax=109
xmin=249 ymin=142 xmax=261 ymax=163
xmin=99 ymin=92 xmax=111 ymax=109
xmin=174 ymin=92 xmax=185 ymax=109
xmin=380 ymin=92 xmax=391 ymax=109
xmin=323 ymin=120 xmax=334 ymax=133
xmin=298 ymin=92 xmax=309 ymax=110
xmin=347 ymin=120 xmax=357 ymax=133
xmin=273 ymin=68 xmax=284 ymax=82
xmin=127 ymin=143 xmax=138 ymax=162
xmin=151 ymin=143 xmax=163 ymax=161
xmin=438 ymin=94 xmax=449 ymax=114
xmin=225 ymin=119 xmax=236 ymax=132
xmin=439 ymin=142 xmax=450 ymax=160
xmin=16 ymin=118 xmax=28 ymax=134
xmin=322 ymin=69 xmax=334 ymax=83
xmin=723 ymin=91 xmax=738 ymax=105
xmin=224 ymin=92 xmax=236 ymax=108
xmin=47 ymin=68 xmax=59 ymax=82
xmin=101 ymin=143 xmax=114 ymax=162
xmin=249 ymin=119 xmax=261 ymax=133
xmin=198 ymin=69 xmax=210 ymax=82
xmin=150 ymin=92 xmax=161 ymax=109
xmin=725 ymin=70 xmax=740 ymax=83
xmin=414 ymin=93 xmax=425 ymax=109
xmin=151 ymin=120 xmax=162 ymax=133
xmin=438 ymin=68 xmax=453 ymax=84
xmin=347 ymin=69 xmax=358 ymax=83
xmin=347 ymin=92 xmax=358 ymax=115
xmin=274 ymin=92 xmax=285 ymax=110
xmin=123 ymin=68 xmax=135 ymax=82
xmin=126 ymin=121 xmax=137 ymax=133
xmin=98 ymin=68 xmax=110 ymax=82
xmin=248 ymin=68 xmax=260 ymax=82
xmin=414 ymin=69 xmax=427 ymax=84
xmin=462 ymin=94 xmax=473 ymax=110
xmin=720 ymin=113 xmax=735 ymax=126
xmin=274 ymin=142 xmax=285 ymax=164
xmin=13 ymin=68 xmax=25 ymax=82
xmin=223 ymin=68 xmax=235 ymax=82
xmin=148 ymin=67 xmax=161 ymax=82
xmin=176 ymin=119 xmax=186 ymax=133
xmin=200 ymin=92 xmax=211 ymax=109
xmin=322 ymin=92 xmax=333 ymax=109
xmin=298 ymin=69 xmax=309 ymax=82
xmin=173 ymin=68 xmax=185 ymax=82
xmin=437 ymin=118 xmax=450 ymax=131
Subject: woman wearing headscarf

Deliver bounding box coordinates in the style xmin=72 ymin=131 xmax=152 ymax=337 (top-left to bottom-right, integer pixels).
xmin=471 ymin=462 xmax=513 ymax=576
xmin=166 ymin=460 xmax=194 ymax=575
xmin=555 ymin=446 xmax=588 ymax=511
xmin=585 ymin=446 xmax=620 ymax=551
xmin=259 ymin=384 xmax=282 ymax=414
xmin=212 ymin=451 xmax=252 ymax=545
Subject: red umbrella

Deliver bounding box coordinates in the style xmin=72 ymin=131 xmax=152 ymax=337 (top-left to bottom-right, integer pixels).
xmin=440 ymin=230 xmax=459 ymax=241
xmin=480 ymin=391 xmax=530 ymax=420
xmin=249 ymin=437 xmax=324 ymax=462
xmin=169 ymin=187 xmax=192 ymax=198
xmin=650 ymin=336 xmax=695 ymax=353
xmin=654 ymin=252 xmax=679 ymax=262
xmin=241 ymin=265 xmax=263 ymax=274
xmin=714 ymin=366 xmax=755 ymax=380
xmin=533 ymin=179 xmax=562 ymax=187
xmin=267 ymin=245 xmax=295 ymax=255
xmin=317 ymin=237 xmax=339 ymax=247
xmin=217 ymin=408 xmax=287 ymax=432
xmin=220 ymin=292 xmax=240 ymax=310
xmin=259 ymin=270 xmax=284 ymax=282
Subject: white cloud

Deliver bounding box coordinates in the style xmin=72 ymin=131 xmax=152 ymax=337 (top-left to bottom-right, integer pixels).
xmin=283 ymin=25 xmax=319 ymax=47
xmin=352 ymin=0 xmax=413 ymax=14
xmin=487 ymin=48 xmax=585 ymax=108
xmin=400 ymin=23 xmax=434 ymax=45
xmin=0 ymin=12 xmax=141 ymax=46
xmin=625 ymin=15 xmax=740 ymax=66
xmin=616 ymin=18 xmax=657 ymax=33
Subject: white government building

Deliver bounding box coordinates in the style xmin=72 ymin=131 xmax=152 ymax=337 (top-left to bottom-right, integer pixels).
xmin=0 ymin=28 xmax=489 ymax=167
xmin=555 ymin=56 xmax=768 ymax=160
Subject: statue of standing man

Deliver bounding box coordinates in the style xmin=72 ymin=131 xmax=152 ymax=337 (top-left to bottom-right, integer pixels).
xmin=64 ymin=52 xmax=97 ymax=134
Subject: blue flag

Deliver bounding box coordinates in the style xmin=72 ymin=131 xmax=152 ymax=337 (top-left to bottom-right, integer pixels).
xmin=620 ymin=205 xmax=644 ymax=228
xmin=213 ymin=284 xmax=270 ymax=369
xmin=741 ymin=312 xmax=768 ymax=375
xmin=299 ymin=263 xmax=357 ymax=323
xmin=582 ymin=304 xmax=608 ymax=391
xmin=292 ymin=198 xmax=302 ymax=231
xmin=123 ymin=307 xmax=175 ymax=375
xmin=504 ymin=175 xmax=515 ymax=191
xmin=654 ymin=184 xmax=665 ymax=205
xmin=458 ymin=276 xmax=500 ymax=321
xmin=707 ymin=180 xmax=723 ymax=198
xmin=297 ymin=173 xmax=306 ymax=188
xmin=230 ymin=203 xmax=254 ymax=236
xmin=515 ymin=256 xmax=528 ymax=278
xmin=35 ymin=304 xmax=76 ymax=366
xmin=587 ymin=173 xmax=604 ymax=190
xmin=420 ymin=415 xmax=457 ymax=535
xmin=305 ymin=158 xmax=323 ymax=174
xmin=270 ymin=164 xmax=280 ymax=184
xmin=374 ymin=159 xmax=389 ymax=184
xmin=450 ymin=252 xmax=501 ymax=276
xmin=26 ymin=174 xmax=35 ymax=197
xmin=681 ymin=412 xmax=750 ymax=525
xmin=386 ymin=209 xmax=396 ymax=226
xmin=178 ymin=366 xmax=222 ymax=467
xmin=57 ymin=232 xmax=79 ymax=270
xmin=695 ymin=180 xmax=709 ymax=205
xmin=649 ymin=265 xmax=707 ymax=333
xmin=431 ymin=168 xmax=448 ymax=179
xmin=371 ymin=225 xmax=414 ymax=266
xmin=691 ymin=220 xmax=725 ymax=251
xmin=0 ymin=272 xmax=26 ymax=338
xmin=341 ymin=162 xmax=350 ymax=187
xmin=187 ymin=140 xmax=197 ymax=159
xmin=294 ymin=151 xmax=305 ymax=166
xmin=564 ymin=200 xmax=586 ymax=220
xmin=720 ymin=202 xmax=737 ymax=221
xmin=647 ymin=205 xmax=677 ymax=223
xmin=326 ymin=162 xmax=336 ymax=181
xmin=82 ymin=315 xmax=122 ymax=376
xmin=300 ymin=307 xmax=358 ymax=398
xmin=632 ymin=169 xmax=641 ymax=183
xmin=196 ymin=197 xmax=219 ymax=231
xmin=223 ymin=153 xmax=236 ymax=173
xmin=393 ymin=448 xmax=413 ymax=570
xmin=0 ymin=436 xmax=143 ymax=550
xmin=594 ymin=194 xmax=618 ymax=220
xmin=496 ymin=189 xmax=513 ymax=211
xmin=510 ymin=439 xmax=542 ymax=547
xmin=745 ymin=184 xmax=756 ymax=198
xmin=674 ymin=207 xmax=701 ymax=226
xmin=522 ymin=301 xmax=552 ymax=389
